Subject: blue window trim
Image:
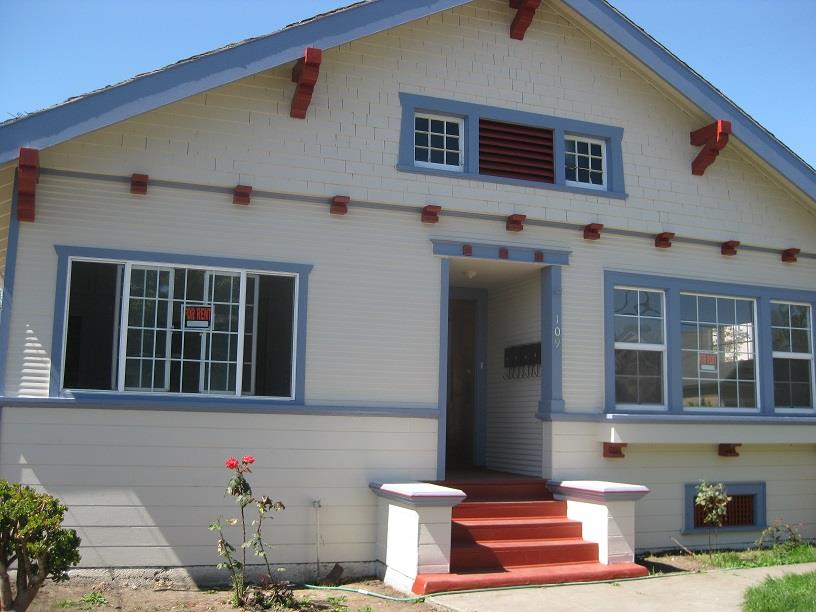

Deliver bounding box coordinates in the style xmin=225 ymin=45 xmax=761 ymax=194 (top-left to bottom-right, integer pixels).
xmin=50 ymin=245 xmax=312 ymax=406
xmin=604 ymin=271 xmax=816 ymax=417
xmin=683 ymin=481 xmax=767 ymax=534
xmin=398 ymin=93 xmax=626 ymax=198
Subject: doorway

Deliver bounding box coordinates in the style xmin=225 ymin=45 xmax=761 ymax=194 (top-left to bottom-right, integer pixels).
xmin=446 ymin=290 xmax=487 ymax=470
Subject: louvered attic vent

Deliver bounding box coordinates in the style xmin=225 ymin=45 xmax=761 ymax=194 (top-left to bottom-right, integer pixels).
xmin=479 ymin=119 xmax=554 ymax=183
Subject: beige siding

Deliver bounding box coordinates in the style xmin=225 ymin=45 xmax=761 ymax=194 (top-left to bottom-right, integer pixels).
xmin=6 ymin=175 xmax=441 ymax=404
xmin=0 ymin=407 xmax=436 ymax=567
xmin=485 ymin=271 xmax=542 ymax=475
xmin=0 ymin=162 xmax=13 ymax=281
xmin=549 ymin=421 xmax=816 ymax=550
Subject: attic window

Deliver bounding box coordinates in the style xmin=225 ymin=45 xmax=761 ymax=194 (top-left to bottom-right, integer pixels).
xmin=479 ymin=119 xmax=554 ymax=183
xmin=565 ymin=136 xmax=606 ymax=190
xmin=414 ymin=114 xmax=463 ymax=171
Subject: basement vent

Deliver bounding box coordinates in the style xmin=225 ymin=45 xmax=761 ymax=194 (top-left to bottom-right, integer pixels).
xmin=694 ymin=494 xmax=755 ymax=528
xmin=479 ymin=119 xmax=554 ymax=183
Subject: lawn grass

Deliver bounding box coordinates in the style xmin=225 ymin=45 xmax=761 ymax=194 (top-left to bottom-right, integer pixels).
xmin=743 ymin=571 xmax=816 ymax=612
xmin=702 ymin=544 xmax=816 ymax=569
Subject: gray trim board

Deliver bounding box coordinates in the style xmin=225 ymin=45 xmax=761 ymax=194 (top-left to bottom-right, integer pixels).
xmin=0 ymin=396 xmax=438 ymax=418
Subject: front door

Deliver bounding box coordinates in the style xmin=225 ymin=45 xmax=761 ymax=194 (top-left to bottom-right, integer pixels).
xmin=447 ymin=298 xmax=477 ymax=469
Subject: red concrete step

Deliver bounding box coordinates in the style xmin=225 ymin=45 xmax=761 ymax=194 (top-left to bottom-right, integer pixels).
xmin=452 ymin=517 xmax=582 ymax=542
xmin=440 ymin=479 xmax=552 ymax=501
xmin=453 ymin=500 xmax=567 ymax=519
xmin=451 ymin=538 xmax=598 ymax=569
xmin=412 ymin=561 xmax=649 ymax=595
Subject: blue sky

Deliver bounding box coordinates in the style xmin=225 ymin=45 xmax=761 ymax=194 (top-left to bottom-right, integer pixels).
xmin=1 ymin=1 xmax=814 ymax=167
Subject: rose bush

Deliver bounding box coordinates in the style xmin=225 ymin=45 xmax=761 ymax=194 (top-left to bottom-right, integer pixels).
xmin=210 ymin=455 xmax=286 ymax=608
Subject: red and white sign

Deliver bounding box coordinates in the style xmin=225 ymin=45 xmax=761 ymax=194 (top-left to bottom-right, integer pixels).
xmin=699 ymin=352 xmax=718 ymax=373
xmin=184 ymin=305 xmax=212 ymax=330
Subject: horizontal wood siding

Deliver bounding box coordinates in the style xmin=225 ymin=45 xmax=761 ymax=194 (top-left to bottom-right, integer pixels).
xmin=485 ymin=271 xmax=542 ymax=476
xmin=550 ymin=422 xmax=816 ymax=550
xmin=0 ymin=407 xmax=436 ymax=567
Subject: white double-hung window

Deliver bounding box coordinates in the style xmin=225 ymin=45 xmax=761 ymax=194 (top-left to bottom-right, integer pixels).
xmin=771 ymin=302 xmax=814 ymax=409
xmin=613 ymin=287 xmax=666 ymax=407
xmin=62 ymin=259 xmax=297 ymax=398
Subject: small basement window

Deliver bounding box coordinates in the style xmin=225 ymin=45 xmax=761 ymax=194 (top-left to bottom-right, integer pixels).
xmin=565 ymin=136 xmax=606 ymax=190
xmin=414 ymin=114 xmax=463 ymax=171
xmin=63 ymin=259 xmax=298 ymax=398
xmin=684 ymin=482 xmax=766 ymax=532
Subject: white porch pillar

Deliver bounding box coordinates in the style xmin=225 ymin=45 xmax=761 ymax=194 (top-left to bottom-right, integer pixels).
xmin=547 ymin=480 xmax=649 ymax=564
xmin=369 ymin=482 xmax=466 ymax=593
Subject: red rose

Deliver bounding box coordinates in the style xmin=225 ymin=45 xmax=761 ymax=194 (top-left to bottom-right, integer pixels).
xmin=242 ymin=455 xmax=255 ymax=465
xmin=225 ymin=456 xmax=239 ymax=470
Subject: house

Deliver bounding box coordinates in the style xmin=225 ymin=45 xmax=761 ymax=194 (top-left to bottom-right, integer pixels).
xmin=0 ymin=0 xmax=814 ymax=595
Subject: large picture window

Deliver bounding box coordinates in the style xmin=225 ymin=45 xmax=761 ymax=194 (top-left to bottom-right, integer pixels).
xmin=680 ymin=294 xmax=756 ymax=409
xmin=613 ymin=287 xmax=666 ymax=407
xmin=63 ymin=259 xmax=297 ymax=398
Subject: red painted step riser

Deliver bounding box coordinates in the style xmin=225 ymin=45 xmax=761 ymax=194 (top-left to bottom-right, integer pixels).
xmin=412 ymin=563 xmax=649 ymax=595
xmin=451 ymin=484 xmax=552 ymax=500
xmin=453 ymin=501 xmax=567 ymax=519
xmin=452 ymin=523 xmax=582 ymax=541
xmin=451 ymin=543 xmax=599 ymax=569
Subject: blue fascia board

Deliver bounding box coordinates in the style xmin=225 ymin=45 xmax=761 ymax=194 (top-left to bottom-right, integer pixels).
xmin=0 ymin=0 xmax=472 ymax=165
xmin=541 ymin=411 xmax=816 ymax=424
xmin=0 ymin=395 xmax=439 ymax=418
xmin=432 ymin=240 xmax=570 ymax=265
xmin=399 ymin=92 xmax=626 ymax=197
xmin=49 ymin=244 xmax=313 ymax=402
xmin=561 ymin=0 xmax=816 ymax=204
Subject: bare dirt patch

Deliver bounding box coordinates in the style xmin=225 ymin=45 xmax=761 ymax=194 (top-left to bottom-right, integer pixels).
xmin=30 ymin=579 xmax=426 ymax=611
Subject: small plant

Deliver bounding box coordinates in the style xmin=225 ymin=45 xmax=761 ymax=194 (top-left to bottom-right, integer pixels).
xmin=78 ymin=591 xmax=109 ymax=607
xmin=326 ymin=595 xmax=348 ymax=611
xmin=757 ymin=519 xmax=803 ymax=551
xmin=0 ymin=480 xmax=82 ymax=612
xmin=210 ymin=455 xmax=287 ymax=609
xmin=695 ymin=481 xmax=730 ymax=553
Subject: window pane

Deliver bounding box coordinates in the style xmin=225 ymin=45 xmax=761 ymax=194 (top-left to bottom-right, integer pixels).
xmin=415 ymin=132 xmax=428 ymax=147
xmin=447 ymin=122 xmax=459 ymax=136
xmin=638 ymin=351 xmax=662 ymax=376
xmin=63 ymin=261 xmax=123 ymax=390
xmin=614 ymin=316 xmax=638 ymax=343
xmin=772 ymin=328 xmax=790 ymax=351
xmin=615 ymin=376 xmax=638 ymax=404
xmin=791 ymin=329 xmax=810 ymax=353
xmin=614 ymin=289 xmax=638 ymax=315
xmin=430 ymin=149 xmax=444 ymax=164
xmin=790 ymin=305 xmax=809 ymax=328
xmin=770 ymin=302 xmax=789 ymax=326
xmin=590 ymin=143 xmax=602 ymax=156
xmin=615 ymin=349 xmax=637 ymax=376
xmin=577 ymin=141 xmax=589 ymax=155
xmin=681 ymin=293 xmax=757 ymax=408
xmin=415 ymin=117 xmax=428 ymax=131
xmin=415 ymin=147 xmax=428 ymax=162
xmin=640 ymin=318 xmax=663 ymax=344
xmin=638 ymin=376 xmax=662 ymax=404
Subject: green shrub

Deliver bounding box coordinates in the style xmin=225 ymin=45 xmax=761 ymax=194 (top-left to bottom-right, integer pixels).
xmin=0 ymin=480 xmax=81 ymax=611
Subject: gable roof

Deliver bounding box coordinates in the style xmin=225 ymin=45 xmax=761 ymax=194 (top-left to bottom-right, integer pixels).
xmin=1 ymin=0 xmax=815 ymax=204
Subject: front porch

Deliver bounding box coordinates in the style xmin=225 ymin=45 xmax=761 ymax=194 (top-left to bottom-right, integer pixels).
xmin=370 ymin=475 xmax=649 ymax=595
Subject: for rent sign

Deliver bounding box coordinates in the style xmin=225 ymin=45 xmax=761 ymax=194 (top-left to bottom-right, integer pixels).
xmin=184 ymin=305 xmax=212 ymax=330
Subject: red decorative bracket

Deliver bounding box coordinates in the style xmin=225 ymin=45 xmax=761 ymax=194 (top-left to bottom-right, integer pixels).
xmin=655 ymin=232 xmax=675 ymax=249
xmin=603 ymin=442 xmax=627 ymax=458
xmin=462 ymin=244 xmax=473 ymax=257
xmin=330 ymin=195 xmax=350 ymax=215
xmin=506 ymin=214 xmax=526 ymax=232
xmin=130 ymin=173 xmax=149 ymax=195
xmin=721 ymin=240 xmax=740 ymax=256
xmin=690 ymin=120 xmax=732 ymax=176
xmin=16 ymin=147 xmax=39 ymax=222
xmin=583 ymin=223 xmax=603 ymax=240
xmin=781 ymin=248 xmax=800 ymax=263
xmin=499 ymin=247 xmax=509 ymax=259
xmin=421 ymin=204 xmax=442 ymax=224
xmin=509 ymin=0 xmax=541 ymax=40
xmin=534 ymin=251 xmax=544 ymax=263
xmin=718 ymin=443 xmax=741 ymax=457
xmin=291 ymin=47 xmax=322 ymax=119
xmin=233 ymin=185 xmax=252 ymax=205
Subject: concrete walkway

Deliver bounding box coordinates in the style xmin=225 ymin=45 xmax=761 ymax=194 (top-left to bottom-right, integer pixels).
xmin=429 ymin=563 xmax=816 ymax=612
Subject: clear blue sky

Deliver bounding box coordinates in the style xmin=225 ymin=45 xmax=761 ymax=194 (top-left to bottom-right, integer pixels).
xmin=1 ymin=1 xmax=814 ymax=168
